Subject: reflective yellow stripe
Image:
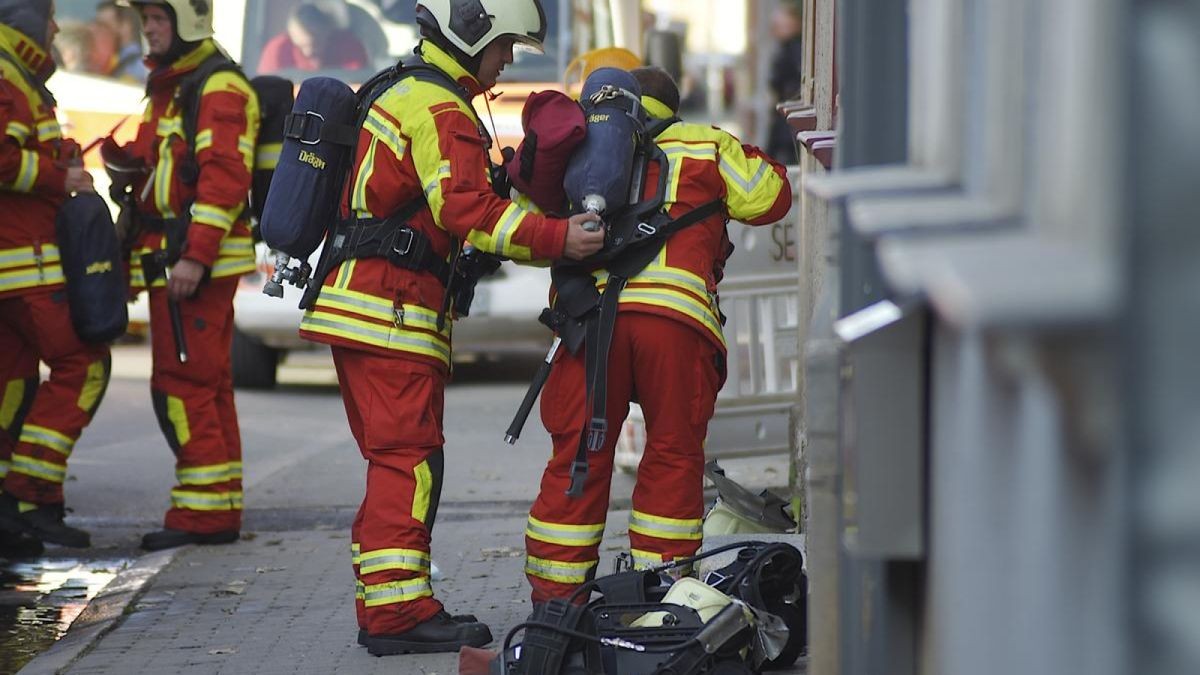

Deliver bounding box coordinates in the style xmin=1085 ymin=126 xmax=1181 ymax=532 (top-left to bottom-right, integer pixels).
xmin=36 ymin=119 xmax=60 ymax=142
xmin=77 ymin=359 xmax=109 ymax=413
xmin=9 ymin=149 xmax=38 ymax=192
xmin=412 ymin=460 xmax=432 ymax=523
xmin=0 ymin=265 xmax=64 ymax=293
xmin=422 ymin=162 xmax=451 ymax=200
xmin=350 ymin=137 xmax=379 ymax=216
xmin=194 ymin=129 xmax=214 ymax=152
xmin=618 ymin=287 xmax=724 ymax=345
xmin=4 ymin=121 xmax=30 ymax=143
xmin=630 ymin=548 xmax=663 ymax=569
xmin=300 ymin=311 xmax=451 ymax=364
xmin=524 ymin=555 xmax=596 ymax=585
xmin=10 ymin=454 xmax=66 ymax=483
xmin=18 ymin=424 xmax=74 ymax=455
xmin=157 ymin=116 xmax=183 ymax=137
xmin=0 ymin=245 xmax=60 ymax=270
xmin=355 ymin=580 xmax=365 ymax=600
xmin=720 ymin=156 xmax=770 ymax=196
xmin=361 ymin=577 xmax=433 ymax=608
xmin=170 ymin=489 xmax=243 ymax=511
xmin=351 ymin=542 xmax=361 ymax=566
xmin=0 ymin=378 xmax=27 ymax=429
xmin=255 ymin=143 xmax=282 ymax=170
xmin=177 ymin=461 xmax=242 ymax=486
xmin=364 ymin=108 xmax=407 ymax=158
xmin=191 ymin=203 xmax=239 ymax=232
xmin=167 ymin=395 xmax=191 ymax=447
xmin=237 ymin=137 xmax=255 ymax=163
xmin=628 ymin=511 xmax=703 ymax=541
xmin=155 ymin=136 xmax=175 ymax=216
xmin=313 ymin=287 xmax=448 ymax=336
xmin=525 ymin=515 xmax=605 ymax=547
xmin=359 ymin=548 xmax=431 ymax=575
xmin=466 ymin=202 xmax=531 ymax=259
xmin=0 ymin=459 xmax=8 ymax=479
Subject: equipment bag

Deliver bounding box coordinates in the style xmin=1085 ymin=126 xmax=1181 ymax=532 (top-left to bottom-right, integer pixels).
xmin=504 ymin=90 xmax=587 ymax=215
xmin=258 ymin=76 xmax=360 ymax=259
xmin=493 ymin=541 xmax=807 ymax=674
xmin=55 ymin=193 xmax=128 ymax=344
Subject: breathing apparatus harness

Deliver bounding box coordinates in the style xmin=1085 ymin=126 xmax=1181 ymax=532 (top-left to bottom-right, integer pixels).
xmin=496 ymin=541 xmax=806 ymax=674
xmin=299 ymin=56 xmax=503 ymax=327
xmin=505 ymin=82 xmax=724 ymax=499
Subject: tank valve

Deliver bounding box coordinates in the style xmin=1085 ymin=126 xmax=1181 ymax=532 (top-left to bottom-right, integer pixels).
xmin=263 ymin=253 xmax=311 ymax=298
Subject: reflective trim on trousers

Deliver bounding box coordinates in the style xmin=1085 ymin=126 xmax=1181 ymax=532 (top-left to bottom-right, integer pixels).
xmin=524 ymin=555 xmax=597 ymax=585
xmin=628 ymin=510 xmax=703 ymax=541
xmin=525 ymin=515 xmax=605 ymax=548
xmin=361 ymin=577 xmax=433 ymax=608
xmin=358 ymin=548 xmax=431 ymax=576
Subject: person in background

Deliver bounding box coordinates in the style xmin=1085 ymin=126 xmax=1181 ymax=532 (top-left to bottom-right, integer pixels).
xmin=0 ymin=0 xmax=111 ymax=555
xmin=52 ymin=20 xmax=94 ymax=73
xmin=256 ymin=2 xmax=369 ymax=73
xmin=95 ymin=0 xmax=147 ymax=82
xmin=767 ymin=1 xmax=804 ymax=164
xmin=104 ymin=0 xmax=257 ymax=552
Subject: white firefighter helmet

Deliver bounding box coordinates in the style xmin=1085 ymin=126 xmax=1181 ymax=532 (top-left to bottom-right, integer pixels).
xmin=416 ymin=0 xmax=548 ymax=57
xmin=119 ymin=0 xmax=214 ymax=42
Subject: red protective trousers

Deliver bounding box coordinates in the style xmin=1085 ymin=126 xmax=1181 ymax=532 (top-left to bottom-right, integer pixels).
xmin=0 ymin=291 xmax=110 ymax=506
xmin=525 ymin=313 xmax=722 ymax=603
xmin=148 ymin=277 xmax=242 ymax=534
xmin=333 ymin=346 xmax=446 ymax=636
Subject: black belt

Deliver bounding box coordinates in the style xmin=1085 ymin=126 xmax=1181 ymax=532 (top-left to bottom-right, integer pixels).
xmin=331 ymin=218 xmax=450 ymax=286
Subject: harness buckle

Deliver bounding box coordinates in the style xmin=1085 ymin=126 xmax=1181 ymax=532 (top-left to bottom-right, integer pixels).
xmin=392 ymin=228 xmax=415 ymax=257
xmin=637 ymin=222 xmax=657 ymax=237
xmin=297 ymin=111 xmax=325 ymax=145
xmin=586 ymin=418 xmax=608 ymax=451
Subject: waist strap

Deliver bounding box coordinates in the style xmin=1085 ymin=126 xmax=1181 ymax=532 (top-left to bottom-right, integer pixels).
xmin=330 ymin=216 xmax=450 ymax=285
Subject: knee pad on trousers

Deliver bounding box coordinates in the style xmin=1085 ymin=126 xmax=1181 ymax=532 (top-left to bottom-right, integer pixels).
xmin=151 ymin=389 xmax=187 ymax=455
xmin=0 ymin=376 xmax=39 ymax=444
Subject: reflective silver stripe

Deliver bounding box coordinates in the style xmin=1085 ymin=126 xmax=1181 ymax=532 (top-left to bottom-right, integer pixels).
xmin=300 ymin=312 xmax=450 ymax=362
xmin=720 ymin=158 xmax=770 ymax=195
xmin=358 ymin=548 xmax=431 ymax=575
xmin=0 ymin=245 xmax=60 ymax=270
xmin=361 ymin=577 xmax=433 ymax=608
xmin=19 ymin=424 xmax=74 ymax=454
xmin=36 ymin=120 xmax=60 ymax=141
xmin=177 ymin=462 xmax=241 ymax=486
xmin=170 ymin=490 xmax=243 ymax=511
xmin=192 ymin=204 xmax=237 ymax=231
xmin=364 ymin=110 xmax=407 ymax=157
xmin=423 ymin=164 xmax=451 ymax=199
xmin=525 ymin=516 xmax=605 ymax=547
xmin=628 ymin=511 xmax=703 ymax=541
xmin=0 ymin=459 xmax=8 ymax=479
xmin=4 ymin=121 xmax=30 ymax=144
xmin=315 ymin=286 xmax=394 ymax=323
xmin=10 ymin=455 xmax=66 ymax=483
xmin=493 ymin=203 xmax=525 ymax=256
xmin=12 ymin=150 xmax=38 ymax=191
xmin=524 ymin=555 xmax=596 ymax=584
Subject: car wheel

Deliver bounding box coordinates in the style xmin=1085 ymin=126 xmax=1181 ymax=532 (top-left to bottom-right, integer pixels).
xmin=232 ymin=328 xmax=280 ymax=390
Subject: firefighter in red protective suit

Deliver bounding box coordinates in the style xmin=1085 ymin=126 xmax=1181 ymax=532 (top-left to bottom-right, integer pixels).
xmin=525 ymin=67 xmax=793 ymax=602
xmin=102 ymin=0 xmax=257 ymax=551
xmin=296 ymin=0 xmax=604 ymax=656
xmin=0 ymin=0 xmax=111 ymax=555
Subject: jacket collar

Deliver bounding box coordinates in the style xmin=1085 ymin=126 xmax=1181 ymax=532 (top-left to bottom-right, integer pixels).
xmin=146 ymin=39 xmax=218 ymax=94
xmin=418 ymin=41 xmax=484 ymax=98
xmin=0 ymin=24 xmax=53 ymax=81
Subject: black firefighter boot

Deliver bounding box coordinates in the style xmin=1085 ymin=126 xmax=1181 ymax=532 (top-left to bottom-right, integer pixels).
xmin=357 ymin=612 xmax=479 ymax=646
xmin=365 ymin=610 xmax=493 ymax=656
xmin=0 ymin=496 xmax=42 ymax=558
xmin=1 ymin=493 xmax=88 ymax=549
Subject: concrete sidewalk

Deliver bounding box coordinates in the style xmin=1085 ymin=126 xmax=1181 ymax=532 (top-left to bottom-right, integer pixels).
xmin=22 ymin=510 xmax=806 ymax=674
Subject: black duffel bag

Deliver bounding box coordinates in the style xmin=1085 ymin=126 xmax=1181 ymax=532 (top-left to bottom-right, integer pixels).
xmin=55 ymin=192 xmax=128 ymax=343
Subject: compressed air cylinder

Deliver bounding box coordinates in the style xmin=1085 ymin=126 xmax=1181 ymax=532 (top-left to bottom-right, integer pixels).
xmin=563 ymin=67 xmax=644 ymax=216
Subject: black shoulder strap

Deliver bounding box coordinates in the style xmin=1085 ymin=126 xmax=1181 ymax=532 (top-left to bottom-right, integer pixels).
xmin=646 ymin=115 xmax=682 ymax=139
xmin=176 ymin=53 xmax=245 ymax=156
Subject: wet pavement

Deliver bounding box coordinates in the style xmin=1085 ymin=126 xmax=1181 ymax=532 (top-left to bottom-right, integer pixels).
xmin=0 ymin=556 xmax=127 ymax=674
